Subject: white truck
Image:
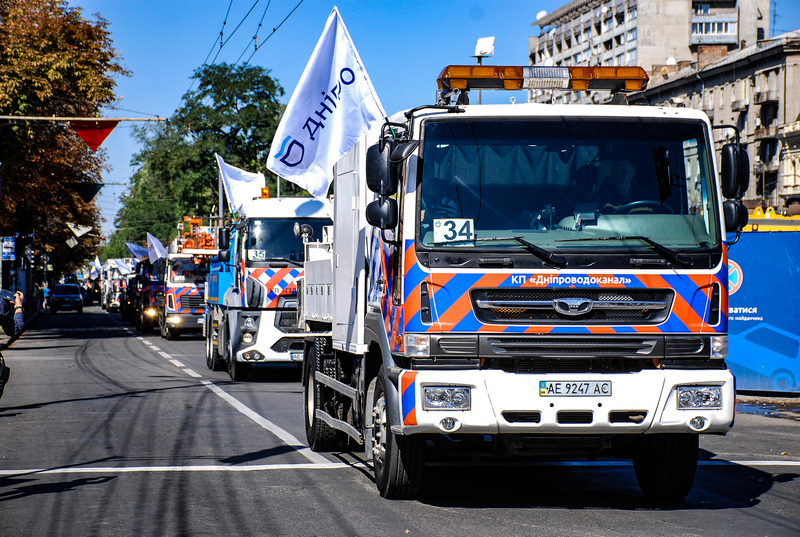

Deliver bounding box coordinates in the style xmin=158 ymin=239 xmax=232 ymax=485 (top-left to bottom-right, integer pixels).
xmin=205 ymin=196 xmax=332 ymax=381
xmin=298 ymin=64 xmax=750 ymax=499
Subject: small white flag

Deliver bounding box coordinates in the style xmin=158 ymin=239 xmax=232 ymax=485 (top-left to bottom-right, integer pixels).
xmin=112 ymin=258 xmax=133 ymax=275
xmin=67 ymin=222 xmax=92 ymax=238
xmin=66 ymin=236 xmax=78 ymax=248
xmin=267 ymin=6 xmax=385 ymax=198
xmin=89 ymin=256 xmax=103 ymax=280
xmin=215 ymin=154 xmax=266 ymax=214
xmin=146 ymin=232 xmax=167 ymax=264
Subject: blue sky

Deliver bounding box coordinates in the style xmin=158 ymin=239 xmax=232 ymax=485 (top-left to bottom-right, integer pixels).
xmin=66 ymin=0 xmax=800 ymax=238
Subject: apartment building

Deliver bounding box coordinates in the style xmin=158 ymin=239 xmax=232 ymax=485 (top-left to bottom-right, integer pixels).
xmin=637 ymin=30 xmax=800 ymax=212
xmin=529 ymin=0 xmax=770 ymax=104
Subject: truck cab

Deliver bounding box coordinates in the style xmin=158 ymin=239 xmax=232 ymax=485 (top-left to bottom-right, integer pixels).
xmin=205 ymin=197 xmax=333 ymax=381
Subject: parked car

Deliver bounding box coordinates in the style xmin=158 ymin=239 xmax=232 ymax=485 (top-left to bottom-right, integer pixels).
xmin=50 ymin=284 xmax=84 ymax=314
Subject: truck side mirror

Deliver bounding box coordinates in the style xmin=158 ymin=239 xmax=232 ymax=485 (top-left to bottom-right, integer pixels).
xmin=366 ymin=141 xmax=398 ymax=196
xmin=366 ymin=197 xmax=398 ymax=230
xmin=724 ymin=199 xmax=749 ymax=232
xmin=721 ymin=143 xmax=750 ymax=199
xmin=218 ymin=227 xmax=230 ymax=249
xmin=218 ymin=250 xmax=230 ymax=262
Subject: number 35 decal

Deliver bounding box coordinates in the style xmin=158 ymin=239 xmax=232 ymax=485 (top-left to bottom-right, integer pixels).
xmin=433 ymin=218 xmax=475 ymax=243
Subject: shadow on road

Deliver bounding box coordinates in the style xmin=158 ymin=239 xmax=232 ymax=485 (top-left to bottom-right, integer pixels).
xmin=414 ymin=447 xmax=781 ymax=510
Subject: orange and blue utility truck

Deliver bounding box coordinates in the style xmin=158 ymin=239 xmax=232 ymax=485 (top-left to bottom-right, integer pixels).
xmin=298 ymin=65 xmax=750 ymax=499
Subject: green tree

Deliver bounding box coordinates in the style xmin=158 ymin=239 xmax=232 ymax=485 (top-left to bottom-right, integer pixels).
xmin=0 ymin=0 xmax=127 ymax=277
xmin=106 ymin=63 xmax=287 ymax=258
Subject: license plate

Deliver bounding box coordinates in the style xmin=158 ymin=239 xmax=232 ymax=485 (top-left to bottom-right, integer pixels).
xmin=539 ymin=381 xmax=612 ymax=397
xmin=290 ymin=351 xmax=303 ymax=362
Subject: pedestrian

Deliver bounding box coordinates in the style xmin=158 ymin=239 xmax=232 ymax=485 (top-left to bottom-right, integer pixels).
xmin=0 ymin=290 xmax=25 ymax=400
xmin=43 ymin=284 xmax=50 ymax=308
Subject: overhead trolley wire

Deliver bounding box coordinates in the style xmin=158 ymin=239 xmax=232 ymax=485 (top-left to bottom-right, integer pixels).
xmin=244 ymin=0 xmax=304 ymax=65
xmin=236 ymin=0 xmax=272 ymax=64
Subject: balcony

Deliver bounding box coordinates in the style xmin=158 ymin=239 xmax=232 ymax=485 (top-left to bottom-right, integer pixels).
xmin=754 ymin=90 xmax=779 ymax=104
xmin=754 ymin=125 xmax=779 ymax=140
xmin=731 ymin=99 xmax=749 ymax=111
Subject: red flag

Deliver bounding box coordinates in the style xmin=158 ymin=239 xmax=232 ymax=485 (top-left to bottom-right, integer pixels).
xmin=69 ymin=120 xmax=120 ymax=151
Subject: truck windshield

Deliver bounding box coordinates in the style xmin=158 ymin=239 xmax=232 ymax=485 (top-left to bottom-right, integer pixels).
xmin=244 ymin=217 xmax=332 ymax=263
xmin=168 ymin=258 xmax=209 ymax=284
xmin=418 ymin=117 xmax=719 ymax=251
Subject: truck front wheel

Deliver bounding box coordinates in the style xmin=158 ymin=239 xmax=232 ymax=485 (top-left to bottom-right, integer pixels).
xmin=633 ymin=433 xmax=698 ymax=499
xmin=303 ymin=343 xmax=340 ymax=451
xmin=371 ymin=366 xmax=424 ymax=499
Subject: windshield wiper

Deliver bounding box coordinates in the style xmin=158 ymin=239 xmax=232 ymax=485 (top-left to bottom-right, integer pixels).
xmin=264 ymin=257 xmax=303 ymax=267
xmin=445 ymin=236 xmax=567 ymax=268
xmin=556 ymin=235 xmax=692 ymax=268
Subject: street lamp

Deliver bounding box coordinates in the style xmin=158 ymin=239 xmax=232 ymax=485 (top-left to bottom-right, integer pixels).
xmin=473 ymin=37 xmax=495 ymax=105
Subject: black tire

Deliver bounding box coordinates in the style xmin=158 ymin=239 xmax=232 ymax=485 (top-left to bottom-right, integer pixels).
xmin=206 ymin=318 xmax=224 ymax=371
xmin=371 ymin=366 xmax=425 ymax=499
xmin=633 ymin=433 xmax=698 ymax=499
xmin=303 ymin=339 xmax=340 ymax=451
xmin=227 ymin=336 xmax=250 ymax=381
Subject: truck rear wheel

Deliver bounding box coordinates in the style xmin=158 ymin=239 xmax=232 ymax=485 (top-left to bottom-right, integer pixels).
xmin=303 ymin=340 xmax=340 ymax=451
xmin=371 ymin=366 xmax=424 ymax=499
xmin=633 ymin=433 xmax=698 ymax=499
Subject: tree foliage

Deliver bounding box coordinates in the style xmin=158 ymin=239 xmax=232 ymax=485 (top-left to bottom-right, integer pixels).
xmin=0 ymin=0 xmax=127 ymax=276
xmin=105 ymin=63 xmax=286 ymax=258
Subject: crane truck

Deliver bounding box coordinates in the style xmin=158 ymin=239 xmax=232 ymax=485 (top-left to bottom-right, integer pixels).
xmin=297 ymin=64 xmax=750 ymax=500
xmin=205 ymin=196 xmax=332 ymax=381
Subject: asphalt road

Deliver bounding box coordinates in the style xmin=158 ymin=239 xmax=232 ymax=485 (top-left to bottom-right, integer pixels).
xmin=1 ymin=307 xmax=799 ymax=536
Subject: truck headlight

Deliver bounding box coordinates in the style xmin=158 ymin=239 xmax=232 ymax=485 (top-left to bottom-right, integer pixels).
xmin=167 ymin=316 xmax=181 ymax=324
xmin=405 ymin=334 xmax=430 ymax=357
xmin=145 ymin=308 xmax=157 ymax=317
xmin=242 ymin=332 xmax=254 ymax=344
xmin=710 ymin=335 xmax=727 ymax=358
xmin=244 ymin=316 xmax=256 ymax=328
xmin=423 ymin=386 xmax=471 ymax=410
xmin=677 ymin=386 xmax=722 ymax=409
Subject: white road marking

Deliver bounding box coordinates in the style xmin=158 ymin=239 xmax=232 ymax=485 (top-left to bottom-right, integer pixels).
xmin=132 ymin=330 xmax=331 ymax=466
xmin=200 ymin=380 xmax=330 ymax=465
xmin=0 ymin=463 xmax=351 ymax=477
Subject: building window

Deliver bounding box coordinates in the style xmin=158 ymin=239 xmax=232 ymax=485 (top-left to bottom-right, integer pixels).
xmin=574 ymin=53 xmax=580 ymax=64
xmin=584 ymin=28 xmax=591 ymax=42
xmin=602 ymin=17 xmax=613 ymax=33
xmin=575 ymin=31 xmax=581 ymax=44
xmin=616 ymin=53 xmax=624 ymax=66
xmin=692 ymin=21 xmax=737 ymax=36
xmin=627 ymin=28 xmax=637 ymax=41
xmin=628 ymin=7 xmax=637 ymax=20
xmin=695 ymin=4 xmax=710 ymax=15
xmin=626 ymin=48 xmax=637 ymax=65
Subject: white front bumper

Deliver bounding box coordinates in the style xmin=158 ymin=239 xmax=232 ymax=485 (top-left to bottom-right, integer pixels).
xmin=397 ymin=368 xmax=735 ymax=436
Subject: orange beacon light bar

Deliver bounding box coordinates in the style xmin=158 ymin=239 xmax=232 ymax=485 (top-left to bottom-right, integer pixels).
xmin=437 ymin=65 xmax=649 ymax=93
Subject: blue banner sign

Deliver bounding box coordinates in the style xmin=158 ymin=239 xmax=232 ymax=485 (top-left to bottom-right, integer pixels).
xmin=1 ymin=237 xmax=14 ymax=261
xmin=728 ymin=231 xmax=800 ymax=393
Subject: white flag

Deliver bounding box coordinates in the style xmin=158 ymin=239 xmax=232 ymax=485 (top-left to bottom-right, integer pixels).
xmin=215 ymin=153 xmax=266 ymax=214
xmin=89 ymin=255 xmax=103 ymax=280
xmin=147 ymin=232 xmax=167 ymax=264
xmin=112 ymin=258 xmax=133 ymax=276
xmin=67 ymin=222 xmax=92 ymax=237
xmin=267 ymin=6 xmax=385 ymax=198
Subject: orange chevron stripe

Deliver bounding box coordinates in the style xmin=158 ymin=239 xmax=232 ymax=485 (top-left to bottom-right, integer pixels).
xmin=644 ymin=273 xmax=706 ymax=332
xmin=435 ymin=273 xmax=507 ymax=330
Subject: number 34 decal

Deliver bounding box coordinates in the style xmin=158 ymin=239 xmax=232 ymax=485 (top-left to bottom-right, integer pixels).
xmin=433 ymin=218 xmax=475 ymax=243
